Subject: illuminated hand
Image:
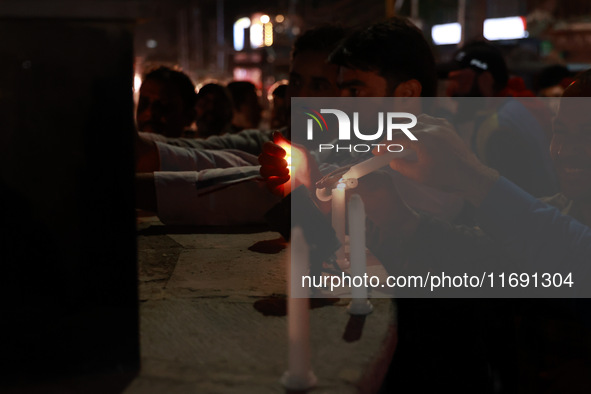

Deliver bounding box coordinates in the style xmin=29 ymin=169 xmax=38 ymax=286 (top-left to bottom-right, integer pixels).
xmin=352 ymin=171 xmax=419 ymax=243
xmin=259 ymin=135 xmax=289 ymax=196
xmin=258 ymin=132 xmax=320 ymax=196
xmin=373 ymin=114 xmax=499 ymax=206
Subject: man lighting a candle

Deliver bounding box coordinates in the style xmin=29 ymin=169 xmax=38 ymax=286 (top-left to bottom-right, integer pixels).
xmin=266 ymin=73 xmax=591 ymax=391
xmin=259 ymin=20 xmax=591 ymax=393
xmin=259 ymin=17 xmax=496 ymax=392
xmin=260 ymin=17 xmax=464 ymax=221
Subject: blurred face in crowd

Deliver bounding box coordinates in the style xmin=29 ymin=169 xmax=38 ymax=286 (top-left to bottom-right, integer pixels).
xmin=195 ymin=91 xmax=232 ymax=138
xmin=550 ymin=82 xmax=591 ymax=201
xmin=287 ymin=51 xmax=340 ymax=99
xmin=446 ymin=68 xmax=478 ymax=97
xmin=270 ymin=85 xmax=288 ymax=129
xmin=237 ymin=90 xmax=263 ymax=129
xmin=446 ymin=68 xmax=494 ymax=97
xmin=136 ymin=78 xmax=193 ymax=138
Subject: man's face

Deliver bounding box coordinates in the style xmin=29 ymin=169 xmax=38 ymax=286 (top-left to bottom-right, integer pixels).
xmin=195 ymin=92 xmax=230 ymax=136
xmin=239 ymin=90 xmax=263 ymax=128
xmin=550 ymin=85 xmax=591 ymax=201
xmin=446 ymin=68 xmax=481 ymax=97
xmin=337 ymin=67 xmax=388 ymax=97
xmin=287 ymin=51 xmax=340 ymax=99
xmin=136 ymin=79 xmax=190 ymax=138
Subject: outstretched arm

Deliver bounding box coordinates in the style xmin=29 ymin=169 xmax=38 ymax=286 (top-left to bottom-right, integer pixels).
xmin=381 ymin=114 xmax=591 ymax=268
xmin=136 ymin=167 xmax=280 ymax=226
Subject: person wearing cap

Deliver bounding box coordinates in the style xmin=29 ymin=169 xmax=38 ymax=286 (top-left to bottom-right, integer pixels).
xmin=444 ymin=41 xmax=559 ymax=198
xmin=445 ymin=41 xmax=528 ymax=98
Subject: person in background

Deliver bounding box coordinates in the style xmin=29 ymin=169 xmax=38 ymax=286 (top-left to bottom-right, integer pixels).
xmin=443 ymin=41 xmax=559 ymax=197
xmin=136 ymin=66 xmax=197 ymax=138
xmin=268 ymin=80 xmax=289 ymax=130
xmin=537 ymin=64 xmax=573 ymax=98
xmin=536 ymin=64 xmax=575 ymax=117
xmin=226 ymin=81 xmax=263 ymax=132
xmin=194 ymin=83 xmax=234 ymax=138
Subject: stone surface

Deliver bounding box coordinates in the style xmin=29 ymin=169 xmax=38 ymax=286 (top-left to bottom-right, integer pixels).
xmin=127 ymin=217 xmax=397 ymax=393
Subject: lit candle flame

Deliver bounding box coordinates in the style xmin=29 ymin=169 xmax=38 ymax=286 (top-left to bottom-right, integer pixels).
xmin=277 ymin=141 xmax=292 ymax=196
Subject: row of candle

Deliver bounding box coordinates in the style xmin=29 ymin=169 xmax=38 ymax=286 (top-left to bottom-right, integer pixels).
xmin=282 ymin=193 xmax=372 ymax=390
xmin=281 ymin=148 xmax=406 ymax=389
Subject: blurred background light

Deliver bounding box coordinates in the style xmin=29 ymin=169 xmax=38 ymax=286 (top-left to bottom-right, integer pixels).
xmin=233 ymin=17 xmax=251 ymax=51
xmin=484 ymin=16 xmax=528 ymax=41
xmin=250 ymin=19 xmax=264 ymax=48
xmin=431 ymin=22 xmax=462 ymax=45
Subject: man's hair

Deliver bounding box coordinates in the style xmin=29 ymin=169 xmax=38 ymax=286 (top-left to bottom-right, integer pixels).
xmin=329 ymin=17 xmax=437 ymax=97
xmin=198 ymin=82 xmax=232 ymax=102
xmin=143 ymin=66 xmax=197 ymax=110
xmin=226 ymin=81 xmax=258 ymax=110
xmin=291 ymin=24 xmax=348 ymax=60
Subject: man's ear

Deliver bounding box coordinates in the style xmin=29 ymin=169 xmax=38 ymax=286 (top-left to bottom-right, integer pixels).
xmin=477 ymin=71 xmax=495 ymax=97
xmin=393 ymin=79 xmax=422 ymax=97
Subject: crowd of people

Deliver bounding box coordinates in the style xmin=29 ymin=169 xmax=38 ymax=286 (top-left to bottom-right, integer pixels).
xmin=136 ymin=68 xmax=284 ymax=140
xmin=133 ymin=16 xmax=591 ymax=393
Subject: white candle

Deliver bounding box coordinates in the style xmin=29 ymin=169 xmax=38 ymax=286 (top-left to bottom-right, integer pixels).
xmin=281 ymin=227 xmax=317 ymax=390
xmin=331 ymin=182 xmax=349 ymax=269
xmin=342 ymin=149 xmax=411 ymax=180
xmin=278 ymin=141 xmax=292 ymax=197
xmin=347 ymin=194 xmax=373 ymax=315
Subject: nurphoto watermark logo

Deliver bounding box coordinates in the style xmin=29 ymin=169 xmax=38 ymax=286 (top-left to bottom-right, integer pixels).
xmin=302 ymin=108 xmax=418 ymax=153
